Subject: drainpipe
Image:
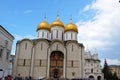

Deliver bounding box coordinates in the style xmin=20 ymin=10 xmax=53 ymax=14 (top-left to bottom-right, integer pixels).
xmin=81 ymin=46 xmax=83 ymax=78
xmin=30 ymin=45 xmax=35 ymax=77
xmin=65 ymin=45 xmax=67 ymax=79
xmin=46 ymin=43 xmax=50 ymax=78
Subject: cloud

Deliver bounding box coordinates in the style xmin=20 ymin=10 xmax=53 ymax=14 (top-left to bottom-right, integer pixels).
xmin=15 ymin=34 xmax=35 ymax=40
xmin=24 ymin=10 xmax=32 ymax=14
xmin=76 ymin=0 xmax=120 ymax=51
xmin=76 ymin=0 xmax=120 ymax=66
xmin=101 ymin=58 xmax=120 ymax=67
xmin=83 ymin=5 xmax=91 ymax=12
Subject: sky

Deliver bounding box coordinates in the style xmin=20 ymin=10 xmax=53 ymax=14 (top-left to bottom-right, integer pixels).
xmin=0 ymin=0 xmax=120 ymax=66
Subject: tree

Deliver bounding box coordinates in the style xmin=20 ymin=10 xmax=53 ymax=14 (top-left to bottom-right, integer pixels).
xmin=102 ymin=59 xmax=113 ymax=80
xmin=113 ymin=72 xmax=118 ymax=80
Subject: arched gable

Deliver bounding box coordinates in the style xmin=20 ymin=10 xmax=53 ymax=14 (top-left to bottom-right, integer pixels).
xmin=19 ymin=38 xmax=33 ymax=44
xmin=66 ymin=40 xmax=79 ymax=47
xmin=51 ymin=39 xmax=64 ymax=45
xmin=34 ymin=39 xmax=49 ymax=45
xmin=66 ymin=41 xmax=80 ymax=60
xmin=34 ymin=39 xmax=49 ymax=59
xmin=18 ymin=39 xmax=33 ymax=59
xmin=50 ymin=40 xmax=65 ymax=54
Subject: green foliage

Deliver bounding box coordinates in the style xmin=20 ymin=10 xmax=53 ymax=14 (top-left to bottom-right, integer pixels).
xmin=113 ymin=72 xmax=118 ymax=80
xmin=102 ymin=59 xmax=118 ymax=80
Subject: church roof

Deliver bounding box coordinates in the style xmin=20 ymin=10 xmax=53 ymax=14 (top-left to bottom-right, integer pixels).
xmin=51 ymin=19 xmax=64 ymax=28
xmin=0 ymin=25 xmax=15 ymax=39
xmin=37 ymin=21 xmax=50 ymax=31
xmin=65 ymin=23 xmax=78 ymax=33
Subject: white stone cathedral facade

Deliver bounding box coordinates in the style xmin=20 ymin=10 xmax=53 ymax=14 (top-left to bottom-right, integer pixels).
xmin=13 ymin=17 xmax=103 ymax=80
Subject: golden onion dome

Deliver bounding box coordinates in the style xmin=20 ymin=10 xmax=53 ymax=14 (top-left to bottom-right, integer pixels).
xmin=37 ymin=21 xmax=50 ymax=31
xmin=65 ymin=23 xmax=78 ymax=33
xmin=51 ymin=17 xmax=64 ymax=28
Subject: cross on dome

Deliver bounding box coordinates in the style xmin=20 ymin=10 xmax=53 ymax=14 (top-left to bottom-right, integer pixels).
xmin=56 ymin=11 xmax=60 ymax=20
xmin=70 ymin=15 xmax=72 ymax=23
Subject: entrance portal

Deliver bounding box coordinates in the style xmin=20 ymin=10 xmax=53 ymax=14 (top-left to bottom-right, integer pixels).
xmin=50 ymin=51 xmax=64 ymax=78
xmin=97 ymin=76 xmax=101 ymax=80
xmin=53 ymin=69 xmax=59 ymax=78
xmin=89 ymin=75 xmax=94 ymax=80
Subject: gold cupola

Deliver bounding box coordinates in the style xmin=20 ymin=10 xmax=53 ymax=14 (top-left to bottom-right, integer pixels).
xmin=37 ymin=17 xmax=50 ymax=31
xmin=51 ymin=15 xmax=64 ymax=28
xmin=65 ymin=18 xmax=78 ymax=33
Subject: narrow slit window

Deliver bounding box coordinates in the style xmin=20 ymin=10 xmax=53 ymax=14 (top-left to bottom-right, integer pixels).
xmin=56 ymin=30 xmax=58 ymax=38
xmin=41 ymin=43 xmax=43 ymax=50
xmin=72 ymin=45 xmax=73 ymax=52
xmin=76 ymin=34 xmax=77 ymax=39
xmin=40 ymin=60 xmax=41 ymax=66
xmin=25 ymin=43 xmax=27 ymax=50
xmin=70 ymin=33 xmax=72 ymax=39
xmin=23 ymin=59 xmax=25 ymax=66
xmin=6 ymin=51 xmax=9 ymax=60
xmin=71 ymin=33 xmax=73 ymax=39
xmin=51 ymin=31 xmax=53 ymax=39
xmin=0 ymin=49 xmax=3 ymax=58
xmin=62 ymin=32 xmax=63 ymax=40
xmin=47 ymin=33 xmax=48 ymax=38
xmin=71 ymin=60 xmax=73 ymax=67
xmin=66 ymin=33 xmax=68 ymax=40
xmin=56 ymin=44 xmax=58 ymax=50
xmin=91 ymin=68 xmax=93 ymax=73
xmin=38 ymin=32 xmax=39 ymax=37
xmin=42 ymin=32 xmax=44 ymax=37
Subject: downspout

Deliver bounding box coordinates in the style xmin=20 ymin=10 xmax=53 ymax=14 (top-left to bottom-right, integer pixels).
xmin=46 ymin=43 xmax=50 ymax=78
xmin=14 ymin=43 xmax=20 ymax=76
xmin=30 ymin=45 xmax=35 ymax=77
xmin=65 ymin=45 xmax=67 ymax=79
xmin=81 ymin=46 xmax=83 ymax=78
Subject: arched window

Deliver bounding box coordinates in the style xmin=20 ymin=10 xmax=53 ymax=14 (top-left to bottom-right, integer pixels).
xmin=25 ymin=43 xmax=27 ymax=50
xmin=91 ymin=68 xmax=93 ymax=73
xmin=72 ymin=45 xmax=73 ymax=52
xmin=42 ymin=31 xmax=44 ymax=37
xmin=89 ymin=75 xmax=94 ymax=79
xmin=0 ymin=49 xmax=3 ymax=58
xmin=56 ymin=30 xmax=58 ymax=38
xmin=23 ymin=59 xmax=25 ymax=66
xmin=97 ymin=76 xmax=101 ymax=80
xmin=41 ymin=43 xmax=43 ymax=50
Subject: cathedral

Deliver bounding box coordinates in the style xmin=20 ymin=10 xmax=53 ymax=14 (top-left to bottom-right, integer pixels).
xmin=13 ymin=16 xmax=103 ymax=80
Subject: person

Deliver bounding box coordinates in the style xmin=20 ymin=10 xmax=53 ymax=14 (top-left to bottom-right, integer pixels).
xmin=7 ymin=75 xmax=12 ymax=80
xmin=14 ymin=74 xmax=22 ymax=80
xmin=29 ymin=76 xmax=32 ymax=80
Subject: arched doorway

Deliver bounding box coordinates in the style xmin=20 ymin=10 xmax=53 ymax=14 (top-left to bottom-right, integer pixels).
xmin=97 ymin=76 xmax=101 ymax=80
xmin=53 ymin=69 xmax=59 ymax=78
xmin=50 ymin=51 xmax=64 ymax=78
xmin=89 ymin=75 xmax=94 ymax=80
